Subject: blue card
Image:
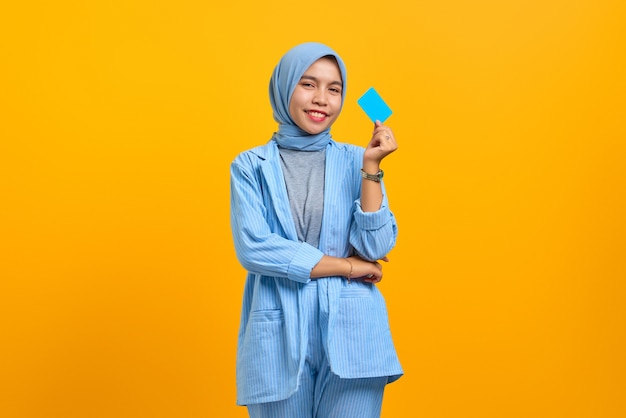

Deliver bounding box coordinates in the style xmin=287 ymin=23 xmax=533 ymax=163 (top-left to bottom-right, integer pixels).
xmin=357 ymin=87 xmax=392 ymax=123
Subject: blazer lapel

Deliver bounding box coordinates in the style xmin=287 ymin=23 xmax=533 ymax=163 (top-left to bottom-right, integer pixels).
xmin=319 ymin=143 xmax=351 ymax=253
xmin=260 ymin=144 xmax=298 ymax=242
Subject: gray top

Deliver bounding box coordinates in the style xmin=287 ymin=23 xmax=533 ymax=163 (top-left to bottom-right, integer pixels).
xmin=279 ymin=148 xmax=326 ymax=248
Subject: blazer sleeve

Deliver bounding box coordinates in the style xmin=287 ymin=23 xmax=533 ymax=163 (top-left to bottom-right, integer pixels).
xmin=230 ymin=157 xmax=324 ymax=283
xmin=349 ymin=185 xmax=398 ymax=261
xmin=346 ymin=146 xmax=398 ymax=260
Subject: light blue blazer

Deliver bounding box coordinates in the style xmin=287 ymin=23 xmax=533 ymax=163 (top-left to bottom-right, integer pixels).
xmin=230 ymin=139 xmax=403 ymax=405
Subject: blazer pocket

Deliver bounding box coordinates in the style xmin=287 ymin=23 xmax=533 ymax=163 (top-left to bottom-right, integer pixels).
xmin=249 ymin=309 xmax=284 ymax=322
xmin=238 ymin=308 xmax=288 ymax=395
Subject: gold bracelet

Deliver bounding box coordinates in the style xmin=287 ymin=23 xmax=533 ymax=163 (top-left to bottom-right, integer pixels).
xmin=345 ymin=258 xmax=353 ymax=284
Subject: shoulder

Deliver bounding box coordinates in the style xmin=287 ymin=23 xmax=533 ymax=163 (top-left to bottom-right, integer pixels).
xmin=329 ymin=139 xmax=364 ymax=154
xmin=232 ymin=141 xmax=278 ymax=167
xmin=328 ymin=140 xmax=365 ymax=163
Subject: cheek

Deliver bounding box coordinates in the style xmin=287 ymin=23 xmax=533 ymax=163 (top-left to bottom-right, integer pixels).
xmin=288 ymin=93 xmax=304 ymax=115
xmin=332 ymin=99 xmax=343 ymax=115
xmin=288 ymin=101 xmax=298 ymax=121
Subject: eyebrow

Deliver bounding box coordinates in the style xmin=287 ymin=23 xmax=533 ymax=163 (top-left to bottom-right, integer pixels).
xmin=300 ymin=75 xmax=343 ymax=87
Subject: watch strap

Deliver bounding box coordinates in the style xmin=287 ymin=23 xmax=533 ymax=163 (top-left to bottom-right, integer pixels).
xmin=360 ymin=168 xmax=384 ymax=182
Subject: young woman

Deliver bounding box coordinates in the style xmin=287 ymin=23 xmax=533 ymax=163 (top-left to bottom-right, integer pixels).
xmin=230 ymin=42 xmax=402 ymax=418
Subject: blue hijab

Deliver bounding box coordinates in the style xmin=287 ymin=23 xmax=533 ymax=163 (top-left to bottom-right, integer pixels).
xmin=269 ymin=42 xmax=347 ymax=151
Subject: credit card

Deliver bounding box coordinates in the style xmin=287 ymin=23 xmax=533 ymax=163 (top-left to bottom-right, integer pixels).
xmin=357 ymin=87 xmax=392 ymax=123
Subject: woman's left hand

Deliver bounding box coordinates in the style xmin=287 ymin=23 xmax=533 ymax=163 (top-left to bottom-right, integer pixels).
xmin=363 ymin=120 xmax=398 ymax=166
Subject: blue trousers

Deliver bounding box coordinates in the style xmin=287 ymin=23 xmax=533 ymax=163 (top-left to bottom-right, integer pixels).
xmin=247 ymin=281 xmax=388 ymax=418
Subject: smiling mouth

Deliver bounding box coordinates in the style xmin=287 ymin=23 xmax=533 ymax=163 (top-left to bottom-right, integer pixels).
xmin=306 ymin=110 xmax=329 ymax=120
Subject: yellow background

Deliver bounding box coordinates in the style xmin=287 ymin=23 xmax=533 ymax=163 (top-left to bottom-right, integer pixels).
xmin=1 ymin=1 xmax=625 ymax=417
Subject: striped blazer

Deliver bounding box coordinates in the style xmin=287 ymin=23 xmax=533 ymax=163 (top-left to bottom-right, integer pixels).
xmin=230 ymin=139 xmax=403 ymax=405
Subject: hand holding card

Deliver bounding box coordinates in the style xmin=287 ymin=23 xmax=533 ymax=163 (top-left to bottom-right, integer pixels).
xmin=357 ymin=87 xmax=392 ymax=123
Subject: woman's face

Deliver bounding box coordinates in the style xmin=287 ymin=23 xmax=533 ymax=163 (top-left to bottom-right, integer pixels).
xmin=289 ymin=57 xmax=343 ymax=135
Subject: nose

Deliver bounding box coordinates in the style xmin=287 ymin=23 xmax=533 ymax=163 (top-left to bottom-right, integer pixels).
xmin=313 ymin=89 xmax=327 ymax=105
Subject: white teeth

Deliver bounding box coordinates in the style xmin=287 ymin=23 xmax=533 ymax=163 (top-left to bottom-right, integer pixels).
xmin=308 ymin=111 xmax=326 ymax=118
